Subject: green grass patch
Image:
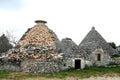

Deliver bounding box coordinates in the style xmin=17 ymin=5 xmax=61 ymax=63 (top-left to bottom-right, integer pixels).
xmin=0 ymin=66 xmax=120 ymax=79
xmin=0 ymin=70 xmax=10 ymax=78
xmin=34 ymin=66 xmax=120 ymax=78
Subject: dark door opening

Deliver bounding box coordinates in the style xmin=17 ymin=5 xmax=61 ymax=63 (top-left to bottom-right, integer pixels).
xmin=97 ymin=54 xmax=101 ymax=61
xmin=75 ymin=59 xmax=81 ymax=69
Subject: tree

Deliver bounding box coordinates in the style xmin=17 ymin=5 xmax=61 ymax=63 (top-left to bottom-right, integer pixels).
xmin=6 ymin=30 xmax=18 ymax=46
xmin=108 ymin=42 xmax=117 ymax=49
xmin=0 ymin=34 xmax=13 ymax=53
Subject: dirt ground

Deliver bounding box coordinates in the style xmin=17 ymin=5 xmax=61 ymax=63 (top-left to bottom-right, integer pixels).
xmin=20 ymin=76 xmax=120 ymax=80
xmin=1 ymin=77 xmax=120 ymax=80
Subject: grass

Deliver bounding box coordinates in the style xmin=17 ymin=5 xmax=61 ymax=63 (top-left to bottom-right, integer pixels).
xmin=0 ymin=70 xmax=10 ymax=78
xmin=0 ymin=66 xmax=120 ymax=80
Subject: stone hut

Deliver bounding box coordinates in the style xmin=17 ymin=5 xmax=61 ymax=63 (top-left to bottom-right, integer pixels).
xmin=79 ymin=27 xmax=114 ymax=66
xmin=0 ymin=20 xmax=63 ymax=73
xmin=61 ymin=38 xmax=88 ymax=69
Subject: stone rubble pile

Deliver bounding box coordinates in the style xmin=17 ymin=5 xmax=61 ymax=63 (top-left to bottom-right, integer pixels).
xmin=8 ymin=20 xmax=62 ymax=59
xmin=0 ymin=20 xmax=63 ymax=73
xmin=19 ymin=25 xmax=55 ymax=47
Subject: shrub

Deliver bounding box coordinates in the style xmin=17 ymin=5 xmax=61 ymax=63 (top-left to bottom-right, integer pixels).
xmin=112 ymin=54 xmax=120 ymax=58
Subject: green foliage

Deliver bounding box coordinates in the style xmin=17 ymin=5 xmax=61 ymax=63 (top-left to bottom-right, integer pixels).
xmin=108 ymin=62 xmax=119 ymax=66
xmin=112 ymin=54 xmax=120 ymax=58
xmin=108 ymin=42 xmax=117 ymax=49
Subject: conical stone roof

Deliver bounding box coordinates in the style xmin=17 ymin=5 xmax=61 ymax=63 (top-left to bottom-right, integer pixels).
xmin=17 ymin=20 xmax=62 ymax=55
xmin=61 ymin=38 xmax=88 ymax=59
xmin=79 ymin=27 xmax=114 ymax=55
xmin=19 ymin=21 xmax=54 ymax=47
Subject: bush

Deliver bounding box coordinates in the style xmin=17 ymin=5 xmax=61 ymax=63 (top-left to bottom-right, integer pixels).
xmin=107 ymin=62 xmax=119 ymax=66
xmin=112 ymin=54 xmax=120 ymax=58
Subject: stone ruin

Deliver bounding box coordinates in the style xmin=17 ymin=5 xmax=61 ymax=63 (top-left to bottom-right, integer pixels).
xmin=0 ymin=21 xmax=117 ymax=73
xmin=0 ymin=20 xmax=63 ymax=73
xmin=17 ymin=20 xmax=62 ymax=58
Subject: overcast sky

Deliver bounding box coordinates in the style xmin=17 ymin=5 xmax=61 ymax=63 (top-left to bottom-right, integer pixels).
xmin=0 ymin=0 xmax=120 ymax=45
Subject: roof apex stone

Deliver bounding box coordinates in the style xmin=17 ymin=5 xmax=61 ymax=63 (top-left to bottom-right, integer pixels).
xmin=35 ymin=20 xmax=47 ymax=24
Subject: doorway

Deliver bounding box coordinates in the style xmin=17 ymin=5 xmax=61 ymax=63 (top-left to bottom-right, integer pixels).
xmin=97 ymin=54 xmax=101 ymax=61
xmin=75 ymin=59 xmax=81 ymax=69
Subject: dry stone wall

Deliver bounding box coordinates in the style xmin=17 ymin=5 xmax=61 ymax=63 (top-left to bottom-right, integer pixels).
xmin=21 ymin=59 xmax=62 ymax=73
xmin=0 ymin=58 xmax=21 ymax=71
xmin=0 ymin=58 xmax=63 ymax=73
